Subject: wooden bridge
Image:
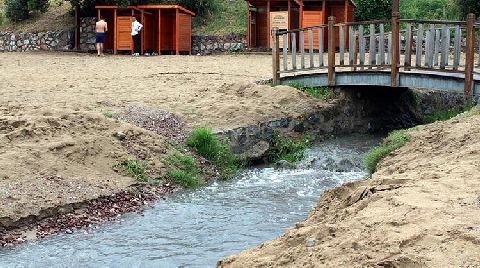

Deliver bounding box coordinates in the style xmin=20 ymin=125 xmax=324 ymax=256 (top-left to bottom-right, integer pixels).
xmin=271 ymin=5 xmax=480 ymax=98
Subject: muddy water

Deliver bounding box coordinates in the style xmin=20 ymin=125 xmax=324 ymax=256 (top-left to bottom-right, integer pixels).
xmin=0 ymin=135 xmax=380 ymax=268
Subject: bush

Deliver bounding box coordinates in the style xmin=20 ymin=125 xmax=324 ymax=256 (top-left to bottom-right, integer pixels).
xmin=116 ymin=159 xmax=150 ymax=182
xmin=364 ymin=130 xmax=410 ymax=174
xmin=423 ymin=102 xmax=474 ymax=124
xmin=266 ymin=134 xmax=313 ymax=163
xmin=165 ymin=153 xmax=202 ymax=188
xmin=187 ymin=127 xmax=238 ymax=179
xmin=288 ymin=83 xmax=333 ymax=101
xmin=28 ymin=0 xmax=49 ymax=13
xmin=5 ymin=0 xmax=29 ymax=21
xmin=355 ymin=0 xmax=391 ymax=21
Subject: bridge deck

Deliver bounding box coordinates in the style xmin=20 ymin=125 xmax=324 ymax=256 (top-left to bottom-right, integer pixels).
xmin=280 ymin=70 xmax=480 ymax=96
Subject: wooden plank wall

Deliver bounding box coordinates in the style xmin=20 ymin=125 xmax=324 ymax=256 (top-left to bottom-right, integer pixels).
xmin=179 ymin=13 xmax=192 ymax=53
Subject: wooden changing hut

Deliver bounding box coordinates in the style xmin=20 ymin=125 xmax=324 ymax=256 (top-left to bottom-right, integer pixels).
xmin=95 ymin=5 xmax=195 ymax=55
xmin=245 ymin=0 xmax=355 ymax=49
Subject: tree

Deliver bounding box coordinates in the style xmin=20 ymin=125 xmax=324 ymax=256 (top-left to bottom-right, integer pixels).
xmin=354 ymin=0 xmax=392 ymax=21
xmin=5 ymin=0 xmax=29 ymax=21
xmin=28 ymin=0 xmax=50 ymax=13
xmin=457 ymin=0 xmax=480 ymax=18
xmin=400 ymin=0 xmax=460 ymax=20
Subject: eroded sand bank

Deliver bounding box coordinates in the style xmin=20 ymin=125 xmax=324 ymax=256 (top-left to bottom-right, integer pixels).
xmin=220 ymin=110 xmax=480 ymax=268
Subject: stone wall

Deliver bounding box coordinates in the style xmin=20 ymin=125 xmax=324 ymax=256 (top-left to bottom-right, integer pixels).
xmin=215 ymin=87 xmax=469 ymax=162
xmin=0 ymin=30 xmax=73 ymax=52
xmin=80 ymin=17 xmax=97 ymax=52
xmin=192 ymin=34 xmax=246 ymax=55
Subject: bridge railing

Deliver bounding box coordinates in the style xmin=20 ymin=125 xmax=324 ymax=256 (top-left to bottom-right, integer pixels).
xmin=272 ymin=14 xmax=478 ymax=96
xmin=475 ymin=22 xmax=480 ymax=75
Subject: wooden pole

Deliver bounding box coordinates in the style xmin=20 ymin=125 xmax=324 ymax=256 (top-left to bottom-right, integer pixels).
xmin=74 ymin=5 xmax=80 ymax=50
xmin=288 ymin=0 xmax=291 ymax=45
xmin=159 ymin=10 xmax=163 ymax=54
xmin=97 ymin=9 xmax=100 ymax=20
xmin=391 ymin=0 xmax=400 ymax=87
xmin=465 ymin=13 xmax=476 ymax=97
xmin=246 ymin=1 xmax=250 ymax=48
xmin=114 ymin=9 xmax=117 ymax=54
xmin=299 ymin=1 xmax=304 ymax=28
xmin=267 ymin=0 xmax=271 ymax=48
xmin=272 ymin=27 xmax=280 ymax=85
xmin=328 ymin=16 xmax=336 ymax=87
xmin=175 ymin=9 xmax=180 ymax=55
xmin=141 ymin=10 xmax=145 ymax=55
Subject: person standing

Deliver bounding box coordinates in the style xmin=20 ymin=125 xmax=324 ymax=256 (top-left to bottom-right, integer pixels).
xmin=131 ymin=16 xmax=143 ymax=56
xmin=95 ymin=17 xmax=108 ymax=56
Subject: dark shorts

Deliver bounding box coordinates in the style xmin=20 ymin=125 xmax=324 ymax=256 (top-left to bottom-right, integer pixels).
xmin=96 ymin=32 xmax=105 ymax=44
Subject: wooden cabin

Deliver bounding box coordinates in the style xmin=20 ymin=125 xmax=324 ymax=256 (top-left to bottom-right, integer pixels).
xmin=95 ymin=5 xmax=195 ymax=55
xmin=245 ymin=0 xmax=355 ymax=49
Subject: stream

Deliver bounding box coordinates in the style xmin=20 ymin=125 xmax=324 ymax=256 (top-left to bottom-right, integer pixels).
xmin=0 ymin=134 xmax=380 ymax=268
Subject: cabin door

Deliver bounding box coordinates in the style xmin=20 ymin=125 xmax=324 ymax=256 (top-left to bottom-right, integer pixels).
xmin=116 ymin=16 xmax=132 ymax=51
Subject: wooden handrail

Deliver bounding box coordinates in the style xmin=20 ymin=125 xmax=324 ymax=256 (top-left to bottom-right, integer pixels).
xmin=272 ymin=13 xmax=478 ymax=97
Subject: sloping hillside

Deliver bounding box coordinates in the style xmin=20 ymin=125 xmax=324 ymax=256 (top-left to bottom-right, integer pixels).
xmin=0 ymin=0 xmax=246 ymax=34
xmin=0 ymin=1 xmax=73 ymax=32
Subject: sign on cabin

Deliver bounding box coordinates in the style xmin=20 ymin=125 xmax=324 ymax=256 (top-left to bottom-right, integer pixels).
xmin=270 ymin=11 xmax=289 ymax=48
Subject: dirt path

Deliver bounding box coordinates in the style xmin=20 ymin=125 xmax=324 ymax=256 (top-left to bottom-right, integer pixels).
xmin=220 ymin=109 xmax=480 ymax=268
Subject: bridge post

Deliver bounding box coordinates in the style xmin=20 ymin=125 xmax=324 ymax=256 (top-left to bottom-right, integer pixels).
xmin=465 ymin=14 xmax=475 ymax=97
xmin=328 ymin=16 xmax=336 ymax=87
xmin=272 ymin=27 xmax=280 ymax=86
xmin=391 ymin=0 xmax=400 ymax=87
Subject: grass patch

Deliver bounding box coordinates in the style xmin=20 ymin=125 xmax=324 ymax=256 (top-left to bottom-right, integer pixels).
xmin=423 ymin=102 xmax=474 ymax=124
xmin=266 ymin=134 xmax=313 ymax=163
xmin=102 ymin=111 xmax=114 ymax=118
xmin=364 ymin=130 xmax=410 ymax=174
xmin=193 ymin=0 xmax=246 ymax=35
xmin=186 ymin=127 xmax=238 ymax=179
xmin=164 ymin=153 xmax=202 ymax=188
xmin=115 ymin=159 xmax=149 ymax=182
xmin=288 ymin=82 xmax=333 ymax=101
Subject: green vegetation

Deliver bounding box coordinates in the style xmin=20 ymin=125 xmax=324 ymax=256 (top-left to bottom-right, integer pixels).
xmin=457 ymin=0 xmax=480 ymax=18
xmin=288 ymin=83 xmax=333 ymax=101
xmin=5 ymin=0 xmax=50 ymax=21
xmin=364 ymin=130 xmax=410 ymax=174
xmin=186 ymin=127 xmax=238 ymax=179
xmin=116 ymin=159 xmax=150 ymax=182
xmin=165 ymin=153 xmax=202 ymax=188
xmin=355 ymin=0 xmax=467 ymax=21
xmin=423 ymin=102 xmax=474 ymax=124
xmin=68 ymin=0 xmax=245 ymax=35
xmin=102 ymin=111 xmax=114 ymax=118
xmin=266 ymin=134 xmax=313 ymax=163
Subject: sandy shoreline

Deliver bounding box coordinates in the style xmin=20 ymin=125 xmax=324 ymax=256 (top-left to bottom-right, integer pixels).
xmin=220 ymin=109 xmax=480 ymax=267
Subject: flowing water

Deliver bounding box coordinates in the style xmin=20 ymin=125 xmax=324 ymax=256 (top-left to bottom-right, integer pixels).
xmin=0 ymin=134 xmax=380 ymax=268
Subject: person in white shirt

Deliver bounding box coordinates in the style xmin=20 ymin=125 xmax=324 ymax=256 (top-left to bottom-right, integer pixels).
xmin=131 ymin=16 xmax=143 ymax=56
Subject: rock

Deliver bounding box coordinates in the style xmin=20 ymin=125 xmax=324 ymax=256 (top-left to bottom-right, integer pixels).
xmin=238 ymin=141 xmax=270 ymax=162
xmin=295 ymin=222 xmax=305 ymax=229
xmin=305 ymin=238 xmax=316 ymax=247
xmin=114 ymin=131 xmax=127 ymax=140
xmin=275 ymin=160 xmax=295 ymax=169
xmin=65 ymin=229 xmax=73 ymax=234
